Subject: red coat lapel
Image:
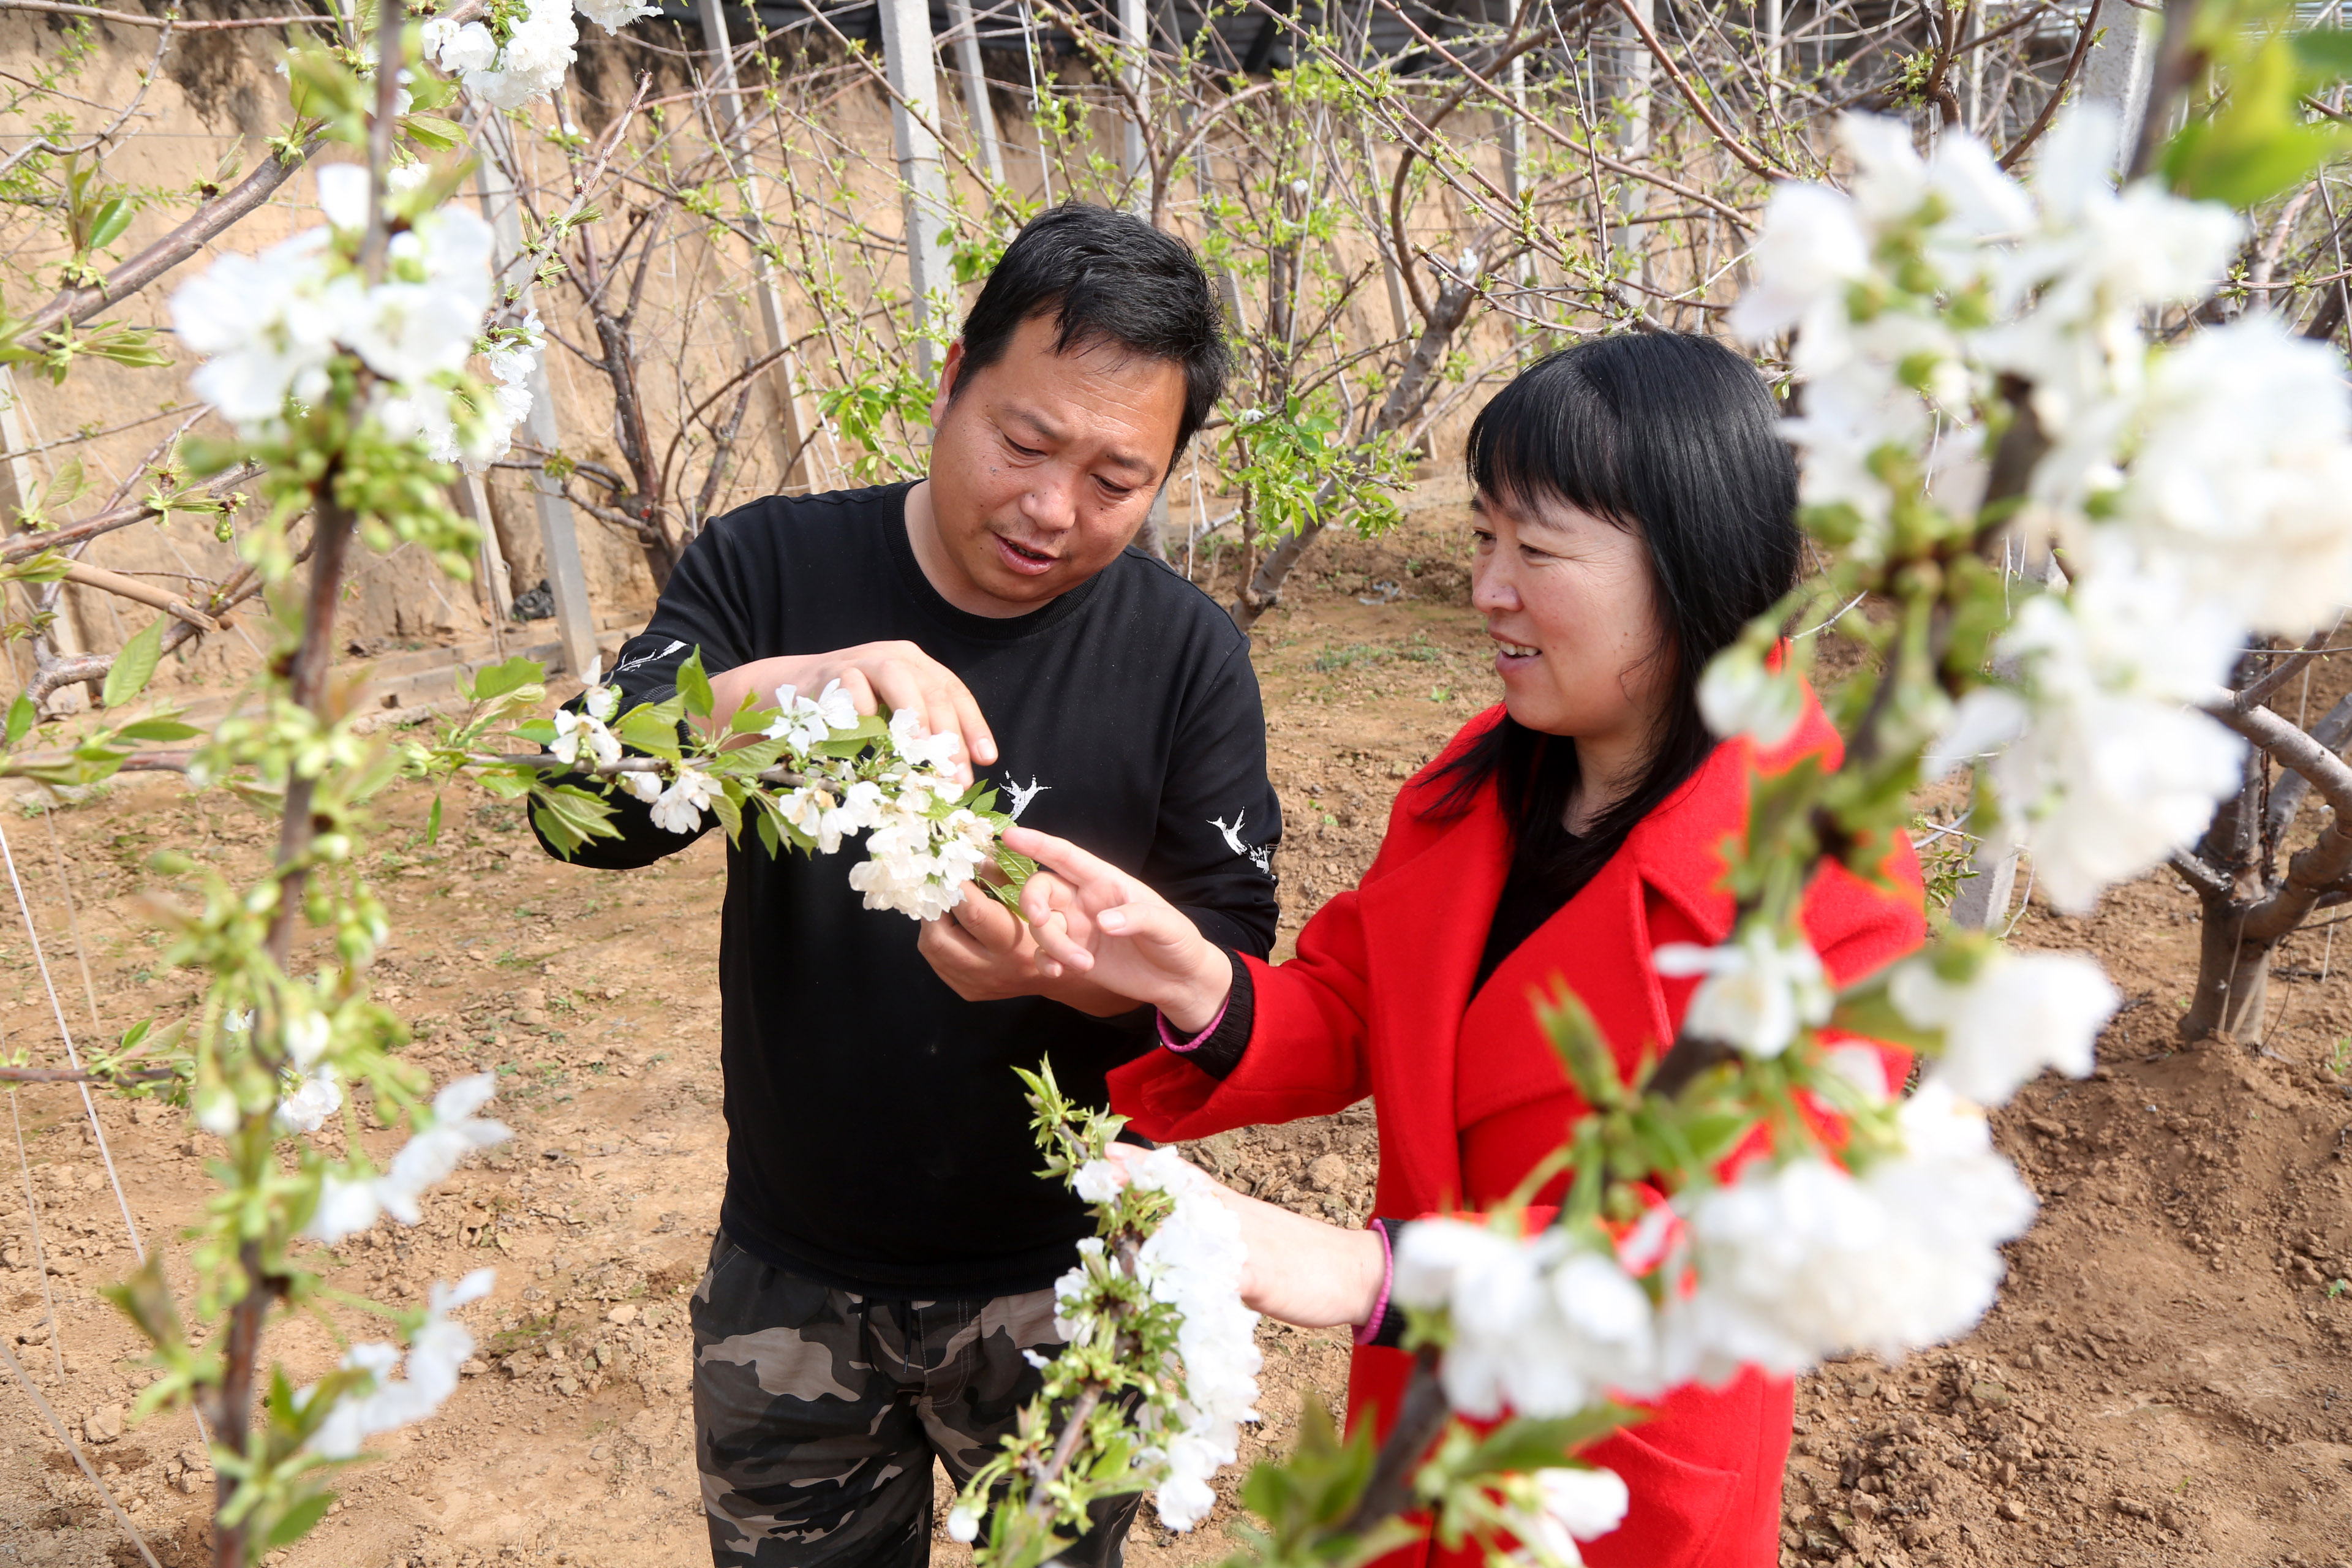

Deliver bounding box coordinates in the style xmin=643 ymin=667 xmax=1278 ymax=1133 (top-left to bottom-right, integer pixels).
xmin=1349 ymin=798 xmax=1509 ymax=1217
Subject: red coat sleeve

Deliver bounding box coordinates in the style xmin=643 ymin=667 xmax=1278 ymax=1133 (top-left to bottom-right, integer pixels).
xmin=1107 ymin=880 xmax=1378 ymax=1142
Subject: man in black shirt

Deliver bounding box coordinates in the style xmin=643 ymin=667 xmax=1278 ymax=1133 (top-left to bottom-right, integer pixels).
xmin=538 ymin=205 xmax=1279 ymax=1568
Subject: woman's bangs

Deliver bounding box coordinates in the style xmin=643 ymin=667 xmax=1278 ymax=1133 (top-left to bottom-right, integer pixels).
xmin=1465 ymin=360 xmax=1637 ymax=529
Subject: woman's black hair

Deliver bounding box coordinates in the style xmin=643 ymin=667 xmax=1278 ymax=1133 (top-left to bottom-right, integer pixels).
xmin=1427 ymin=333 xmax=1801 ymax=906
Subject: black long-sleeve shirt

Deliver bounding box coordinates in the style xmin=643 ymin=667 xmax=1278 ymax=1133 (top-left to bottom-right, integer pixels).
xmin=536 ymin=482 xmax=1281 ymax=1296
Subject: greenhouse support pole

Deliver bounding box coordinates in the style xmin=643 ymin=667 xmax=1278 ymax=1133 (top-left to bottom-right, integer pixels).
xmin=473 ymin=123 xmax=599 ymax=677
xmin=701 ymin=0 xmax=816 ymax=492
xmin=1120 ymin=0 xmax=1150 ymax=214
xmin=947 ymin=0 xmax=1005 ymax=189
xmin=2082 ymin=0 xmax=2161 ymax=163
xmin=880 ymin=0 xmax=955 ymax=383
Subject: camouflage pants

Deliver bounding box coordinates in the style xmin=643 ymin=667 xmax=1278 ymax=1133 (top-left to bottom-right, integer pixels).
xmin=690 ymin=1228 xmax=1145 ymax=1568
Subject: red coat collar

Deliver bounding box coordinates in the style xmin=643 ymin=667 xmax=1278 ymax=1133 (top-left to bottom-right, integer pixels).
xmin=1341 ymin=698 xmax=1841 ymax=1215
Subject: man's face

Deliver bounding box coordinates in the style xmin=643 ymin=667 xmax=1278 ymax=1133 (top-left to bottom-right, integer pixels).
xmin=918 ymin=311 xmax=1188 ymax=616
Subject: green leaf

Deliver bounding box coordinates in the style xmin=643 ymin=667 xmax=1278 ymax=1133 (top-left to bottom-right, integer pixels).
xmin=47 ymin=456 xmax=85 ymax=510
xmin=2162 ymin=30 xmax=2352 ymax=206
xmin=755 ymin=808 xmax=781 ymax=856
xmin=2293 ymin=28 xmax=2352 ymax=83
xmin=1455 ymin=1407 xmax=1646 ymax=1477
xmin=113 ymin=718 xmax=198 ymax=742
xmin=530 ymin=783 xmax=620 ymax=857
xmin=469 ymin=656 xmax=545 ymax=703
xmin=676 ymin=648 xmax=715 ymax=719
xmin=86 ymin=198 xmax=130 ymax=252
xmin=425 ymin=794 xmax=444 ymax=846
xmin=707 ymin=782 xmax=743 ymax=842
xmin=3 ymin=693 xmax=33 ymax=748
xmin=401 ymin=113 xmax=464 ymax=151
xmin=101 ymin=616 xmax=165 ymax=709
xmin=613 ymin=707 xmax=684 ymax=760
xmin=260 ymin=1490 xmax=335 ymax=1551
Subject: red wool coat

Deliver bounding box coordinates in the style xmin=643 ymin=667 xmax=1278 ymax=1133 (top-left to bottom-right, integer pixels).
xmin=1109 ymin=702 xmax=1926 ymax=1568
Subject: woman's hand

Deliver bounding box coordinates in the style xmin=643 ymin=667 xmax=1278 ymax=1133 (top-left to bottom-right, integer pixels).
xmin=1003 ymin=826 xmax=1234 ymax=1032
xmin=1106 ymin=1144 xmax=1385 ymax=1330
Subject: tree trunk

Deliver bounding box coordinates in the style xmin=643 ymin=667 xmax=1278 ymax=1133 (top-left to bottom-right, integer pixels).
xmin=1227 ymin=276 xmax=1478 ymax=632
xmin=2180 ymin=894 xmax=2277 ymax=1043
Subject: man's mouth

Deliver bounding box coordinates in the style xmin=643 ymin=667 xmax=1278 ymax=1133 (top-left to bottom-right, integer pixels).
xmin=994 ymin=534 xmax=1058 ymax=576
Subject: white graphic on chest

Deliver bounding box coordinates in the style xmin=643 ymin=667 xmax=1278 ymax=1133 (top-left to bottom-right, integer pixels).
xmin=1211 ymin=810 xmax=1275 ymax=876
xmin=1005 ymin=777 xmax=1051 ymax=821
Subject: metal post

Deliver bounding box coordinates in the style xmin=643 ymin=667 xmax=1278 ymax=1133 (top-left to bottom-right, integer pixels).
xmin=701 ymin=0 xmax=816 ymax=493
xmin=1500 ymin=0 xmax=1531 ymax=342
xmin=1616 ymin=0 xmax=1654 ymax=290
xmin=0 ymin=369 xmax=86 ymax=714
xmin=1119 ymin=0 xmax=1151 ymax=216
xmin=473 ymin=123 xmax=599 ymax=677
xmin=1950 ymin=834 xmax=2022 ymax=931
xmin=879 ymin=0 xmax=956 ymax=383
xmin=946 ymin=0 xmax=1005 ymax=189
xmin=2082 ymin=0 xmax=2161 ymax=163
xmin=1763 ymin=0 xmax=1782 ymax=114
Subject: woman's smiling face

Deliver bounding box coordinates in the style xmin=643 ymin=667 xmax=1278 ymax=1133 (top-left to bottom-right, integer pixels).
xmin=1469 ymin=486 xmax=1673 ymax=783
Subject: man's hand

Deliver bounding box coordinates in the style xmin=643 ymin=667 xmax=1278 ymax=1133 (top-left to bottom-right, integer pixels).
xmin=1003 ymin=825 xmax=1233 ymax=1031
xmin=917 ymin=883 xmax=1139 ymax=1018
xmin=701 ymin=641 xmax=997 ymax=787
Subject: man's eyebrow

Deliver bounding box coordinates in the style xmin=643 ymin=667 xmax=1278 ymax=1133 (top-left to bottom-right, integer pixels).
xmin=1000 ymin=405 xmax=1069 ymax=447
xmin=1001 ymin=404 xmax=1156 ymax=478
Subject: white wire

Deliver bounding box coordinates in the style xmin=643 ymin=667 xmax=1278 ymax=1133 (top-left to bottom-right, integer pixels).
xmin=0 ymin=1332 xmax=162 ymax=1568
xmin=0 ymin=815 xmax=143 ymax=1261
xmin=10 ymin=1085 xmax=64 ymax=1379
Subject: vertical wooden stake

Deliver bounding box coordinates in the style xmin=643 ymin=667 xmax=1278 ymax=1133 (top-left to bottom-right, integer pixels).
xmin=473 ymin=121 xmax=599 ymax=677
xmin=879 ymin=0 xmax=955 ymax=385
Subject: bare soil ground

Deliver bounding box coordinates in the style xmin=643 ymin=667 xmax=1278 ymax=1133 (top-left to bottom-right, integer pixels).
xmin=3 ymin=496 xmax=2351 ymax=1568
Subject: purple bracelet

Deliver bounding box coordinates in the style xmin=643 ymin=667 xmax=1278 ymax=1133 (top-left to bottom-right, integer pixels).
xmin=1157 ymin=993 xmax=1231 ymax=1053
xmin=1354 ymin=1218 xmax=1396 ymax=1348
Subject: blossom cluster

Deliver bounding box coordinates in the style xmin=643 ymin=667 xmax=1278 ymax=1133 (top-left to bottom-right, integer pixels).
xmin=582 ymin=666 xmax=1003 ymax=922
xmin=1053 ymin=1148 xmax=1262 ymax=1532
xmin=424 ymin=0 xmax=657 ymax=110
xmin=1395 ymin=1084 xmax=2033 ymax=1422
xmin=301 ymin=1269 xmax=496 ymax=1458
xmin=170 ymin=164 xmax=538 ymax=469
xmin=1725 ymin=108 xmax=2352 ymax=910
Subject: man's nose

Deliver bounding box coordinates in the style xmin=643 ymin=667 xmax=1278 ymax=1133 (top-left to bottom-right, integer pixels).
xmin=1020 ymin=469 xmax=1080 ymax=532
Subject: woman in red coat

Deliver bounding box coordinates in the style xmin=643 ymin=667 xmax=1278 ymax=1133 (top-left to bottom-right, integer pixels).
xmin=1005 ymin=334 xmax=1926 ymax=1567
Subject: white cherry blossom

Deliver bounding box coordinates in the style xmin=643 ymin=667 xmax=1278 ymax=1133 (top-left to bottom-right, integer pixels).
xmin=1890 ymin=948 xmax=2119 ymax=1105
xmin=1655 ymin=922 xmax=1833 ymax=1059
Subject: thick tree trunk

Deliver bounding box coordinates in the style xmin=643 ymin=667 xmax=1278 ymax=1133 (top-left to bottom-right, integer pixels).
xmin=2180 ymin=895 xmax=2277 ymax=1043
xmin=1228 ymin=276 xmax=1479 ymax=632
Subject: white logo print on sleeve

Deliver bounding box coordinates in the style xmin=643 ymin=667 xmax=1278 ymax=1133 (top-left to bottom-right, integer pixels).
xmin=1210 ymin=810 xmax=1275 ymax=876
xmin=613 ymin=638 xmax=687 ymax=677
xmin=1005 ymin=777 xmax=1051 ymax=821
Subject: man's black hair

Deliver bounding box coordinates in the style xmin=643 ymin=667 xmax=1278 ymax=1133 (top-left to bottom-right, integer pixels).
xmin=1425 ymin=333 xmax=1802 ymax=902
xmin=955 ymin=202 xmax=1231 ymax=469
